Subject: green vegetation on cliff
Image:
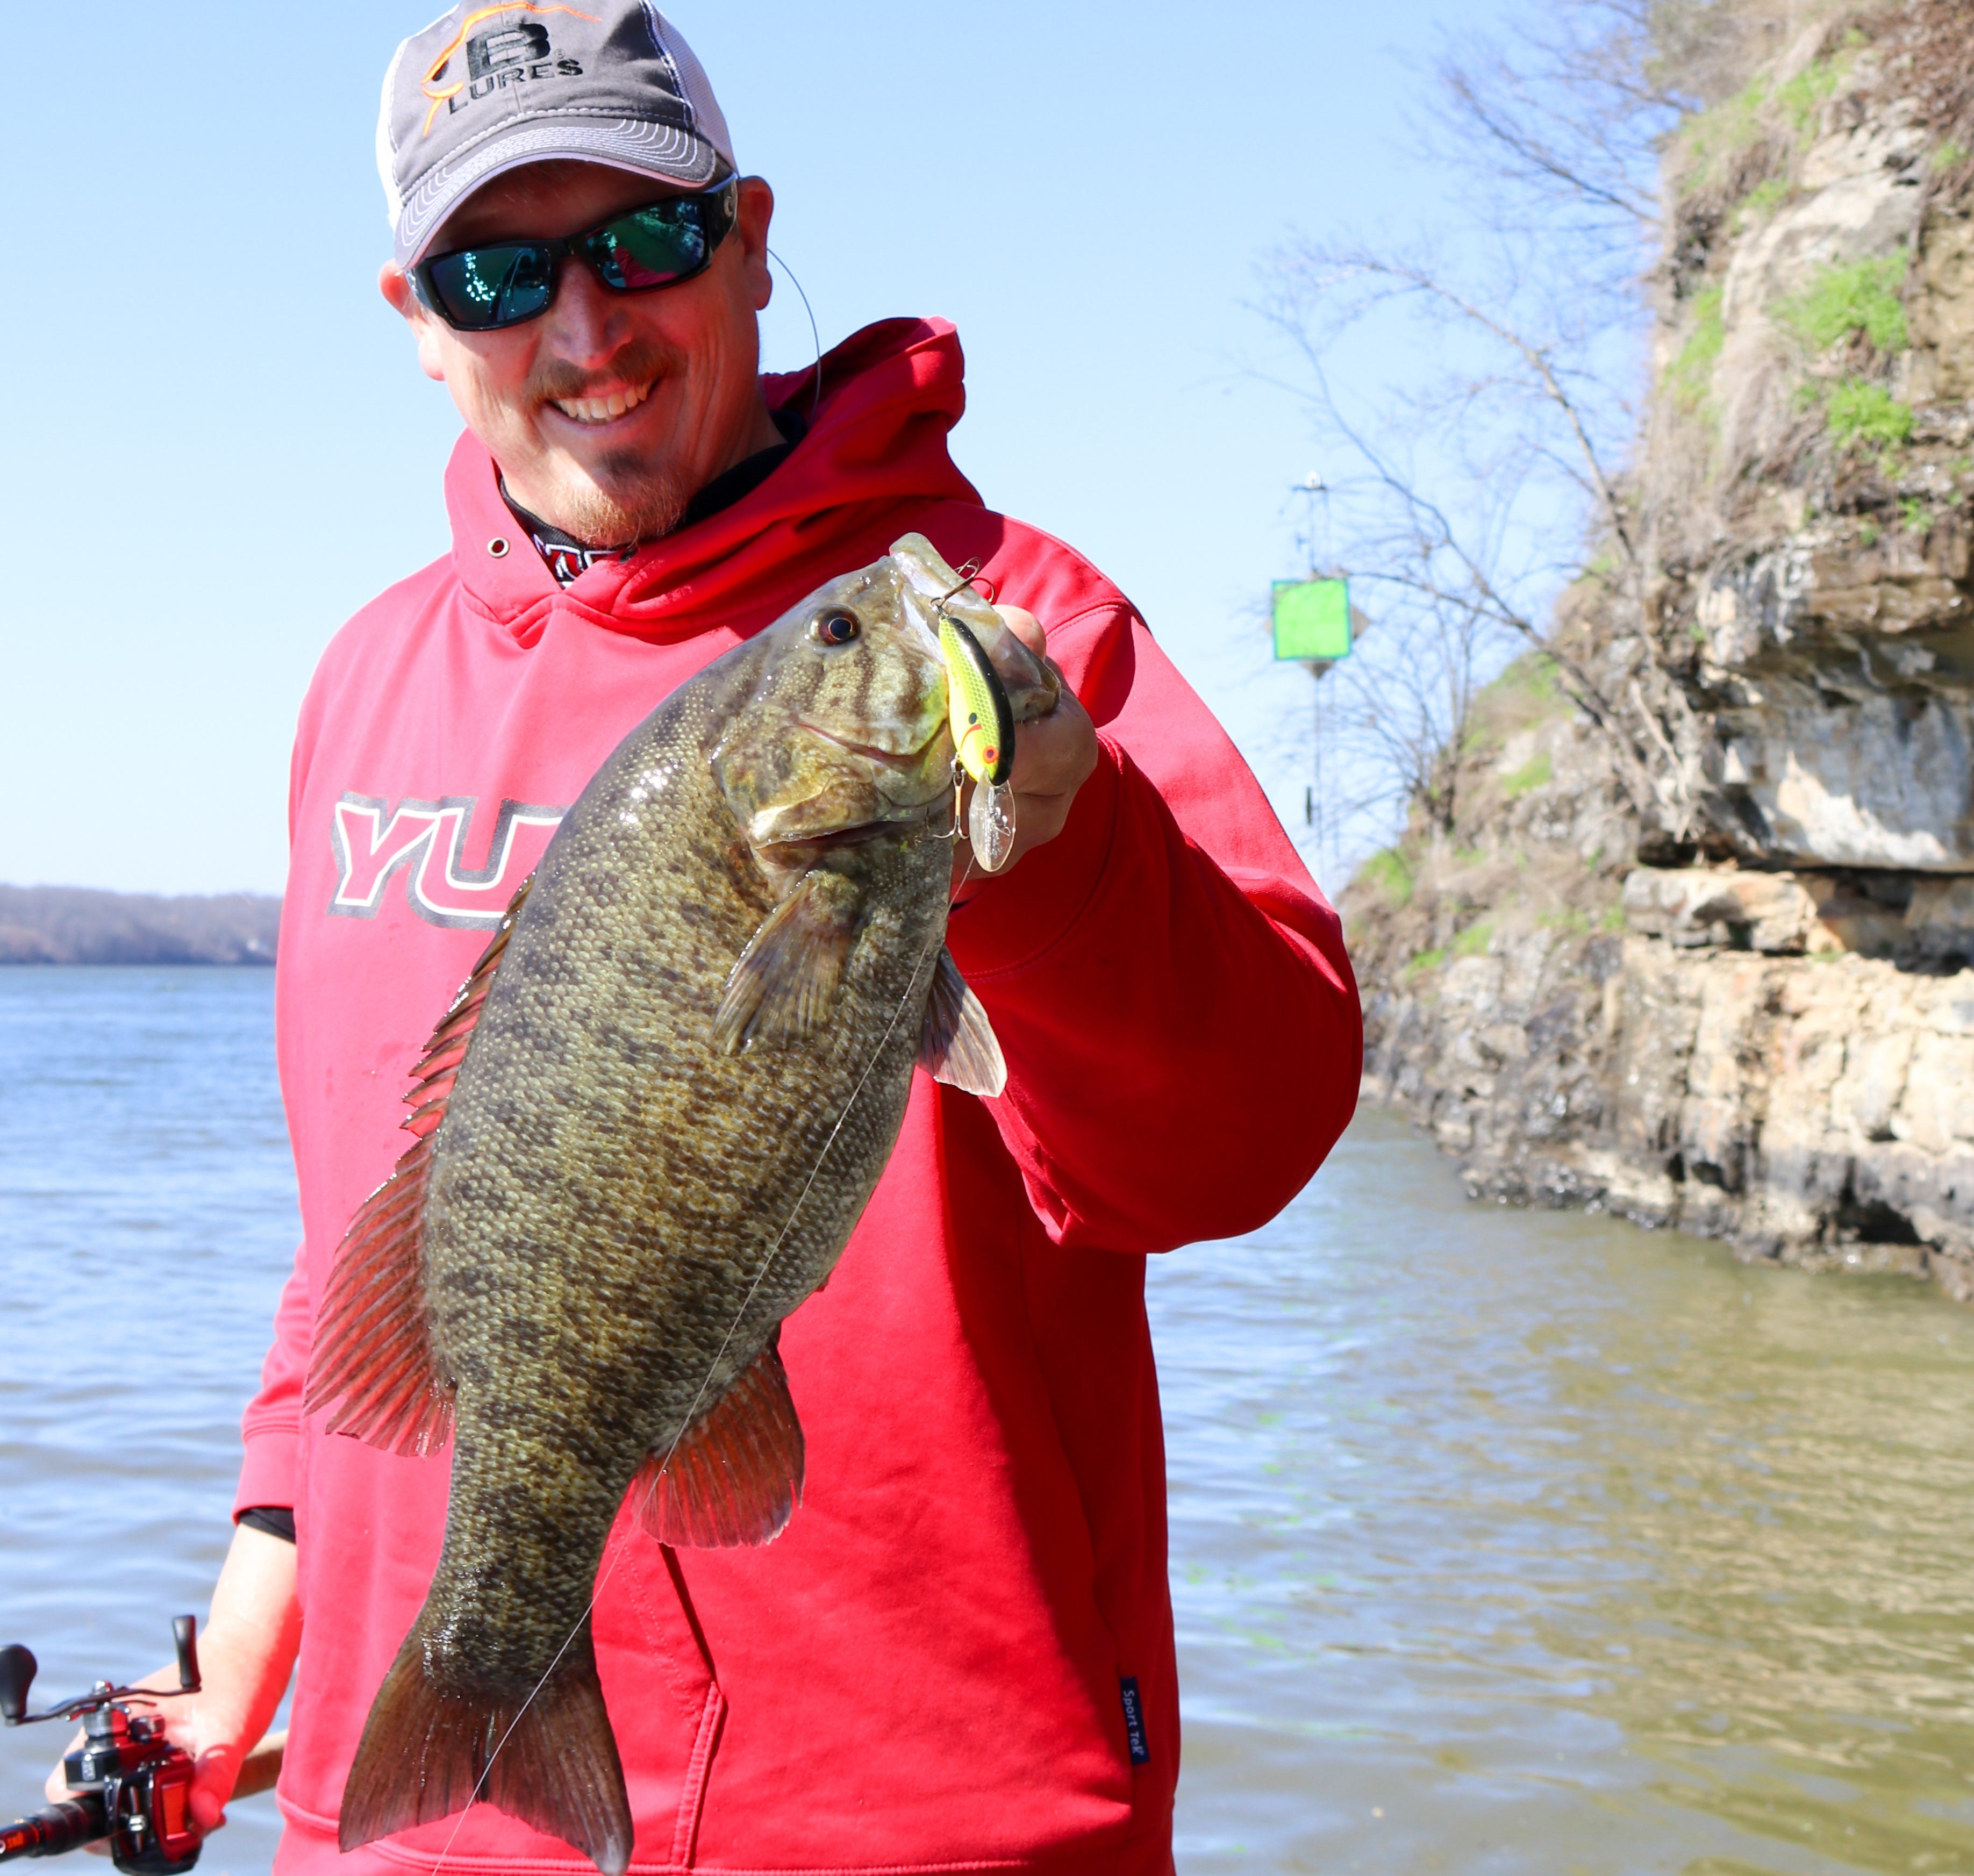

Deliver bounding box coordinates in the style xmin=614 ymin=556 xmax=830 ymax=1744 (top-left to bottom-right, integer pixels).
xmin=1825 ymin=378 xmax=1915 ymax=449
xmin=1777 ymin=253 xmax=1909 ymax=353
xmin=1670 ymin=288 xmax=1726 ymax=411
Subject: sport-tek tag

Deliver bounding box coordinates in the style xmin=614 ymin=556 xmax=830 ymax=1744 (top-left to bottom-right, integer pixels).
xmin=1119 ymin=1677 xmax=1150 ymax=1766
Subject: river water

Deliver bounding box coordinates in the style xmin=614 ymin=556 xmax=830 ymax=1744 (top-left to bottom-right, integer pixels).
xmin=4 ymin=969 xmax=1974 ymax=1875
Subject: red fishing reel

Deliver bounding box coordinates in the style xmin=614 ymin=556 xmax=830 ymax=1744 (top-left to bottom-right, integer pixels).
xmin=0 ymin=1619 xmax=204 ymax=1873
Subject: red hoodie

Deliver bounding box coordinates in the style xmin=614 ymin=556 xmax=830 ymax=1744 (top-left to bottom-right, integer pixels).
xmin=241 ymin=318 xmax=1360 ymax=1876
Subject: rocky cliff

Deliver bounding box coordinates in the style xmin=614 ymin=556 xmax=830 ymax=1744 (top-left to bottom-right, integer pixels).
xmin=1346 ymin=0 xmax=1974 ymax=1297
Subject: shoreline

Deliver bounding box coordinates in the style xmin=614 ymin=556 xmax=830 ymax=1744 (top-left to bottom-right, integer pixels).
xmin=0 ymin=884 xmax=280 ymax=966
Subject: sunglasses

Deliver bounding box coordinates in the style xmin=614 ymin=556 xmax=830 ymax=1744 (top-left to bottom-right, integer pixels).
xmin=411 ymin=177 xmax=741 ymax=333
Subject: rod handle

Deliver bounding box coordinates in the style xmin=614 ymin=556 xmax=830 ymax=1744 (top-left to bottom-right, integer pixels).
xmin=0 ymin=1793 xmax=105 ymax=1861
xmin=233 ymin=1730 xmax=286 ymax=1801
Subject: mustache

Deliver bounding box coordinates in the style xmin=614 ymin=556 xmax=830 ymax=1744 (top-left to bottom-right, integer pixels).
xmin=528 ymin=341 xmax=680 ymax=405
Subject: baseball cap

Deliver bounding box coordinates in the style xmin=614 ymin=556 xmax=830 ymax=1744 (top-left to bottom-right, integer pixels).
xmin=378 ymin=3 xmax=738 ymax=267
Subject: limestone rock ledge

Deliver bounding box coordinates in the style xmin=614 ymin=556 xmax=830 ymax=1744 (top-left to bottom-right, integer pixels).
xmin=1343 ymin=5 xmax=1974 ymax=1300
xmin=1362 ymin=930 xmax=1974 ymax=1297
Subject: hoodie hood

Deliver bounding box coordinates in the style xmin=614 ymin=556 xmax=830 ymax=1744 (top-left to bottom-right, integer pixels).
xmin=446 ymin=318 xmax=982 ymax=645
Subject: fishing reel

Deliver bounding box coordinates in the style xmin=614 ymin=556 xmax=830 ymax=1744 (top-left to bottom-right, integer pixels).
xmin=0 ymin=1619 xmax=203 ymax=1872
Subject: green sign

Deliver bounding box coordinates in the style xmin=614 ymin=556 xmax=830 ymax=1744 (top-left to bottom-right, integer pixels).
xmin=1271 ymin=578 xmax=1351 ymax=661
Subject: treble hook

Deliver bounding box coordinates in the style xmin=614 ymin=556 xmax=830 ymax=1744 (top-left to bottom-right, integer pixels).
xmin=934 ymin=558 xmax=985 ymax=612
xmin=931 ymin=763 xmax=965 ymax=842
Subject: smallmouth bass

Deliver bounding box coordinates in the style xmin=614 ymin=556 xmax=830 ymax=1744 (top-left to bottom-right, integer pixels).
xmin=303 ymin=535 xmax=1058 ymax=1872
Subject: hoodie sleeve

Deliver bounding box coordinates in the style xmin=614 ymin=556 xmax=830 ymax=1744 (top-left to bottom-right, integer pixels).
xmin=232 ymin=1237 xmax=312 ymax=1519
xmin=943 ymin=601 xmax=1361 ymax=1256
xmin=230 ymin=684 xmax=334 ymax=1524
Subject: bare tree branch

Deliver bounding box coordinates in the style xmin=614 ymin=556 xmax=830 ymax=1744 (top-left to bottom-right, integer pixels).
xmin=1245 ymin=0 xmax=1742 ymax=860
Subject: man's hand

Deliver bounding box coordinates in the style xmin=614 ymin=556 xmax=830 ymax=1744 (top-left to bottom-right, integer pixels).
xmin=45 ymin=1524 xmax=301 ymax=1840
xmin=953 ymin=606 xmax=1098 ymax=897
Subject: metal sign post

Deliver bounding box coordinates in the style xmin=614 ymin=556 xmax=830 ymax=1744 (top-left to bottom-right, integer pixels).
xmin=1272 ymin=576 xmax=1351 ymax=882
xmin=1272 ymin=474 xmax=1355 ymax=885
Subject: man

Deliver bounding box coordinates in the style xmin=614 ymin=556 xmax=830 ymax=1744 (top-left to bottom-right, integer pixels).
xmin=70 ymin=6 xmax=1359 ymax=1870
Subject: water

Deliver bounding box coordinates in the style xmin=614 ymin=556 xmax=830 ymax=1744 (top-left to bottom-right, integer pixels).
xmin=4 ymin=973 xmax=1974 ymax=1874
xmin=0 ymin=971 xmax=296 ymax=1876
xmin=1156 ymin=1115 xmax=1974 ymax=1874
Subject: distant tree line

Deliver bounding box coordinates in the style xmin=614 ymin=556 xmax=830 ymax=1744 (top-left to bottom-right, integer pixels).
xmin=0 ymin=885 xmax=280 ymax=965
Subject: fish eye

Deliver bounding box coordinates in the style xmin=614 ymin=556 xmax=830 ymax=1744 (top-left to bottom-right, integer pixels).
xmin=812 ymin=608 xmax=861 ymax=647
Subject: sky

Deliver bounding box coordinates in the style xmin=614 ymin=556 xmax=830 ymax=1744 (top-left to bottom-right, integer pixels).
xmin=0 ymin=0 xmax=1521 ymax=899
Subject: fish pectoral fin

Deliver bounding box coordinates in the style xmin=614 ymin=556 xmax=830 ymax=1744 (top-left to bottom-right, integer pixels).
xmin=918 ymin=948 xmax=1007 ymax=1098
xmin=713 ymin=870 xmax=861 ymax=1052
xmin=630 ymin=1342 xmax=805 ymax=1547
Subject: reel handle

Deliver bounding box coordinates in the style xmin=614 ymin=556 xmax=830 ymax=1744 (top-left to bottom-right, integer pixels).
xmin=169 ymin=1622 xmax=198 ymax=1696
xmin=0 ymin=1650 xmax=34 ymax=1728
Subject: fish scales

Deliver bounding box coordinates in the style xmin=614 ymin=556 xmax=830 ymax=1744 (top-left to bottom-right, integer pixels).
xmin=421 ymin=656 xmax=948 ymax=1683
xmin=304 ymin=535 xmax=1058 ymax=1874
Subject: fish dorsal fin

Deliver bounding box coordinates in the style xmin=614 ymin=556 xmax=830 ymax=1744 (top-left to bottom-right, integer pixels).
xmin=918 ymin=948 xmax=1006 ymax=1097
xmin=630 ymin=1341 xmax=805 ymax=1548
xmin=712 ymin=869 xmax=861 ymax=1053
xmin=303 ymin=876 xmax=535 ymax=1456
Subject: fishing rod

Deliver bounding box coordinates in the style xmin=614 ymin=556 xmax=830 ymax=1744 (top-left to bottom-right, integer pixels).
xmin=0 ymin=1619 xmax=281 ymax=1872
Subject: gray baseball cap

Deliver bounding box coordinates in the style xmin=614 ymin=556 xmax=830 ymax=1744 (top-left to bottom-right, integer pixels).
xmin=377 ymin=3 xmax=738 ymax=267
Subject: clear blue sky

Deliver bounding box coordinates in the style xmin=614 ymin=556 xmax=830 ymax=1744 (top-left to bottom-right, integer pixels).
xmin=0 ymin=0 xmax=1512 ymax=898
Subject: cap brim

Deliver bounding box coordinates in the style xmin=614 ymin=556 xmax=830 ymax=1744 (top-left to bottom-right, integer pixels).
xmin=395 ymin=118 xmax=727 ymax=266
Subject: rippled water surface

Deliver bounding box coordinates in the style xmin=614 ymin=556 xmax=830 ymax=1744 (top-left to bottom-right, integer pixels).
xmin=0 ymin=970 xmax=296 ymax=1876
xmin=6 ymin=970 xmax=1974 ymax=1874
xmin=1154 ymin=1111 xmax=1974 ymax=1874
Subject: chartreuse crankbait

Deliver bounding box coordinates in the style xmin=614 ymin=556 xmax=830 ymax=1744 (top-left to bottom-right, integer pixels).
xmin=939 ymin=612 xmax=1015 ymax=789
xmin=936 ymin=609 xmax=1019 ymax=871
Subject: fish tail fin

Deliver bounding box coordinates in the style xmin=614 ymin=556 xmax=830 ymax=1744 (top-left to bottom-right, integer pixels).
xmin=339 ymin=1621 xmax=632 ymax=1876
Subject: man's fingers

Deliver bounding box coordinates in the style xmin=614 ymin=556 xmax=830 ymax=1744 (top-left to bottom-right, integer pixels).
xmin=993 ymin=604 xmax=1046 ymax=660
xmin=1009 ymin=689 xmax=1097 ymax=798
xmin=190 ymin=1744 xmax=242 ymax=1834
xmin=945 ymin=604 xmax=1092 ymax=895
xmin=44 ymin=1739 xmax=77 ymax=1805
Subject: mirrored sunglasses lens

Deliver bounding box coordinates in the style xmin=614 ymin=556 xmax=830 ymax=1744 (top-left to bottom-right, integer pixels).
xmin=590 ymin=204 xmax=706 ymax=290
xmin=427 ymin=245 xmax=554 ymax=329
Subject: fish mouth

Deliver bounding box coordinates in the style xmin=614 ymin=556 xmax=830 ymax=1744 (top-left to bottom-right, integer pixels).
xmin=800 ymin=722 xmax=942 ymax=765
xmin=752 ymin=811 xmax=945 ymax=867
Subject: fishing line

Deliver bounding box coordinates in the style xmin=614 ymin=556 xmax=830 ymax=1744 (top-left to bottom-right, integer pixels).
xmin=430 ymin=840 xmax=978 ymax=1876
xmin=765 ymin=246 xmax=823 ymax=429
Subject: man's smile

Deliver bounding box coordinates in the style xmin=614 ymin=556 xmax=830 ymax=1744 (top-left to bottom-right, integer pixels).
xmin=547 ymin=377 xmax=657 ymax=426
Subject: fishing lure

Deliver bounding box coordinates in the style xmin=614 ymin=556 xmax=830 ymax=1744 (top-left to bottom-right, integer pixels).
xmin=936 ymin=607 xmax=1019 ymax=872
xmin=939 ymin=611 xmax=1015 ymax=790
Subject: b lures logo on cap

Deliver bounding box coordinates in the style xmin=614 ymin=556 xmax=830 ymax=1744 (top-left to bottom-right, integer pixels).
xmin=419 ymin=4 xmax=598 ymax=134
xmin=380 ymin=1 xmax=739 ymax=266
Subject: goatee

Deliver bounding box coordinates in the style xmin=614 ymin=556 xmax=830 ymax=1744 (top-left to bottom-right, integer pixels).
xmin=552 ymin=454 xmax=695 ymax=547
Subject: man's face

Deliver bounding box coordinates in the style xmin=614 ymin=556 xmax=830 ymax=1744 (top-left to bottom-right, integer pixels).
xmin=381 ymin=161 xmax=777 ymax=545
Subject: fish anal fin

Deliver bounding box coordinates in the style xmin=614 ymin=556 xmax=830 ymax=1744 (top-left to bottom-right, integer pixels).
xmin=338 ymin=1619 xmax=631 ymax=1876
xmin=631 ymin=1343 xmax=805 ymax=1548
xmin=918 ymin=948 xmax=1006 ymax=1097
xmin=713 ymin=870 xmax=860 ymax=1053
xmin=303 ymin=875 xmax=538 ymax=1456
